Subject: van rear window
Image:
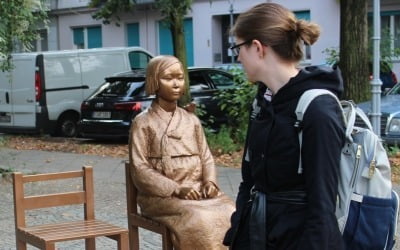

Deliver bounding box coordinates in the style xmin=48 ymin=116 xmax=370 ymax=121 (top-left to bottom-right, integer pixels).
xmin=129 ymin=51 xmax=152 ymax=69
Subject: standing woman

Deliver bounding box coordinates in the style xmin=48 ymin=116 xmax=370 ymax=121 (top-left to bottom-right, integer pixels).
xmin=223 ymin=3 xmax=345 ymax=250
xmin=129 ymin=55 xmax=235 ymax=250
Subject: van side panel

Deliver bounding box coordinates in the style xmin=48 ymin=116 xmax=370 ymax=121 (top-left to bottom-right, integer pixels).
xmin=79 ymin=52 xmax=129 ymax=98
xmin=44 ymin=53 xmax=83 ymax=121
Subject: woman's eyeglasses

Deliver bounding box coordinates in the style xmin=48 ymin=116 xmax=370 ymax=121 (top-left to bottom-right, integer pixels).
xmin=230 ymin=40 xmax=252 ymax=56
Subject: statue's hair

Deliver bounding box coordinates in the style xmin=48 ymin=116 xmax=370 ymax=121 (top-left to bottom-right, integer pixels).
xmin=231 ymin=3 xmax=320 ymax=62
xmin=145 ymin=55 xmax=184 ymax=95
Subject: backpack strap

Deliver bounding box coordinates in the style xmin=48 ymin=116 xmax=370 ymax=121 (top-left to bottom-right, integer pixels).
xmin=295 ymin=89 xmax=344 ymax=174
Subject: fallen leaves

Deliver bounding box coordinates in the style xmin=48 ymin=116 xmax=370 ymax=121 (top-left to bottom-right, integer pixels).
xmin=3 ymin=135 xmax=400 ymax=181
xmin=2 ymin=135 xmax=242 ymax=168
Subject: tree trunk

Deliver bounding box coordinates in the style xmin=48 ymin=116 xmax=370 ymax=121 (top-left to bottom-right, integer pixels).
xmin=170 ymin=13 xmax=191 ymax=106
xmin=339 ymin=0 xmax=369 ymax=102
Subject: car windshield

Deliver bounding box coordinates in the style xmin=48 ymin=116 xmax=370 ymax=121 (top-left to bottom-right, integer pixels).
xmin=96 ymin=80 xmax=145 ymax=97
xmin=387 ymin=83 xmax=400 ymax=95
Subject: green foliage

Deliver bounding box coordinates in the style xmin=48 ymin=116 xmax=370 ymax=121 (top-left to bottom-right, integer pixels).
xmin=371 ymin=27 xmax=400 ymax=66
xmin=155 ymin=0 xmax=192 ymax=23
xmin=89 ymin=0 xmax=135 ymax=26
xmin=0 ymin=0 xmax=48 ymax=72
xmin=216 ymin=66 xmax=256 ymax=132
xmin=0 ymin=167 xmax=14 ymax=177
xmin=90 ymin=0 xmax=192 ymax=27
xmin=205 ymin=126 xmax=240 ymax=154
xmin=324 ymin=27 xmax=400 ymax=67
xmin=203 ymin=66 xmax=255 ymax=154
xmin=195 ymin=103 xmax=216 ymax=127
xmin=387 ymin=144 xmax=400 ymax=157
xmin=322 ymin=47 xmax=340 ymax=66
xmin=0 ymin=135 xmax=9 ymax=147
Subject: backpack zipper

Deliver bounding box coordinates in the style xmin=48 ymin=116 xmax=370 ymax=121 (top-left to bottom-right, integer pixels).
xmin=350 ymin=145 xmax=362 ymax=188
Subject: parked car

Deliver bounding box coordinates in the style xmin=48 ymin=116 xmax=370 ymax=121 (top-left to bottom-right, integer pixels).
xmin=78 ymin=67 xmax=235 ymax=139
xmin=357 ymin=82 xmax=400 ymax=145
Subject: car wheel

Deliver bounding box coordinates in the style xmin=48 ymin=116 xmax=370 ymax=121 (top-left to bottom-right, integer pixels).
xmin=57 ymin=113 xmax=79 ymax=137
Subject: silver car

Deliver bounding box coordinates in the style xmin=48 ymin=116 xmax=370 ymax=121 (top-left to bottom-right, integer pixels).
xmin=357 ymin=83 xmax=400 ymax=145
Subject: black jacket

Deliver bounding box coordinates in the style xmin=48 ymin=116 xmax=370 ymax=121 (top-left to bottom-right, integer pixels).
xmin=225 ymin=66 xmax=346 ymax=250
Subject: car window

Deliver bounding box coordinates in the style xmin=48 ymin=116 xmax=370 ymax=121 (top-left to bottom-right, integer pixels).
xmin=189 ymin=71 xmax=210 ymax=91
xmin=129 ymin=51 xmax=152 ymax=69
xmin=97 ymin=80 xmax=144 ymax=97
xmin=208 ymin=71 xmax=234 ymax=89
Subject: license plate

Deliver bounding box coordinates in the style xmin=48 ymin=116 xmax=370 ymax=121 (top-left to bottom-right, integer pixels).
xmin=92 ymin=111 xmax=111 ymax=119
xmin=0 ymin=115 xmax=11 ymax=123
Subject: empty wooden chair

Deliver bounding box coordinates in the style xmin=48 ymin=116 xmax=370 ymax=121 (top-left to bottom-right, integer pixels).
xmin=125 ymin=162 xmax=173 ymax=250
xmin=12 ymin=166 xmax=128 ymax=250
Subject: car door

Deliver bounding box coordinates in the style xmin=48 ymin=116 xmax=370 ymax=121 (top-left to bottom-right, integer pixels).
xmin=205 ymin=70 xmax=235 ymax=125
xmin=188 ymin=70 xmax=215 ymax=120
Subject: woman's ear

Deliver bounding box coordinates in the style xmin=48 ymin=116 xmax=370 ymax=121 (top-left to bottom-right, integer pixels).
xmin=253 ymin=39 xmax=266 ymax=58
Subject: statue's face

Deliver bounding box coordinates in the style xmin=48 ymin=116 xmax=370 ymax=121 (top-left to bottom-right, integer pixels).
xmin=157 ymin=62 xmax=185 ymax=102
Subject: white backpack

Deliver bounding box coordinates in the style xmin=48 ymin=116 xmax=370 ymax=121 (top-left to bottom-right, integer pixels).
xmin=295 ymin=89 xmax=399 ymax=249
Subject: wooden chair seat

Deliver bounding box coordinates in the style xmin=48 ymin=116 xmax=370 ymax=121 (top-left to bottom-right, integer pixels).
xmin=125 ymin=162 xmax=173 ymax=250
xmin=12 ymin=166 xmax=129 ymax=250
xmin=18 ymin=220 xmax=128 ymax=243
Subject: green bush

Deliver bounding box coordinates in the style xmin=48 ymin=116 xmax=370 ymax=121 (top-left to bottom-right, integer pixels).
xmin=217 ymin=67 xmax=256 ymax=131
xmin=205 ymin=126 xmax=240 ymax=154
xmin=204 ymin=66 xmax=256 ymax=153
xmin=387 ymin=144 xmax=400 ymax=157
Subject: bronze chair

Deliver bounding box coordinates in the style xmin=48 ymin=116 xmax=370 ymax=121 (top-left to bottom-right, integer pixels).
xmin=125 ymin=162 xmax=173 ymax=250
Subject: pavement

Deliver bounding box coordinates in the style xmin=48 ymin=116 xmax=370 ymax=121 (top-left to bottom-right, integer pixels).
xmin=1 ymin=147 xmax=400 ymax=250
xmin=0 ymin=147 xmax=242 ymax=250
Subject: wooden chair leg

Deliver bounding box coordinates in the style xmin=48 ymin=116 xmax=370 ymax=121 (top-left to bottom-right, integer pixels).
xmin=130 ymin=225 xmax=140 ymax=250
xmin=44 ymin=242 xmax=56 ymax=250
xmin=162 ymin=229 xmax=173 ymax=250
xmin=16 ymin=239 xmax=27 ymax=250
xmin=85 ymin=238 xmax=96 ymax=250
xmin=117 ymin=232 xmax=129 ymax=250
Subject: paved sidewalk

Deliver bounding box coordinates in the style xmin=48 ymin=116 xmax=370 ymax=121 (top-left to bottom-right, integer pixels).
xmin=0 ymin=148 xmax=241 ymax=249
xmin=2 ymin=147 xmax=399 ymax=250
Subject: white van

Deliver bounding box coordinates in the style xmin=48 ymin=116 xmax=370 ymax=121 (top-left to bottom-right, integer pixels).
xmin=0 ymin=47 xmax=153 ymax=137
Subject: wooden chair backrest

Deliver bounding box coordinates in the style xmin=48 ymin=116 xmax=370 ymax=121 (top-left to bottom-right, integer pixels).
xmin=12 ymin=166 xmax=95 ymax=229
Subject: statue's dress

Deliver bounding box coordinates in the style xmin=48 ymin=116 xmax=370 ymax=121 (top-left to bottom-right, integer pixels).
xmin=129 ymin=102 xmax=235 ymax=250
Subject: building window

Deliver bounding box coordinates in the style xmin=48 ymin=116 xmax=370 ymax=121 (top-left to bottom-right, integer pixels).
xmin=369 ymin=11 xmax=400 ymax=58
xmin=127 ymin=23 xmax=140 ymax=46
xmin=382 ymin=12 xmax=400 ymax=56
xmin=73 ymin=26 xmax=102 ymax=49
xmin=294 ymin=10 xmax=311 ymax=61
xmin=32 ymin=29 xmax=48 ymax=52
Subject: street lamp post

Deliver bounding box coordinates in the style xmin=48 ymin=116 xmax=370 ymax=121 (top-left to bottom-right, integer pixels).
xmin=229 ymin=2 xmax=234 ymax=63
xmin=371 ymin=0 xmax=382 ymax=136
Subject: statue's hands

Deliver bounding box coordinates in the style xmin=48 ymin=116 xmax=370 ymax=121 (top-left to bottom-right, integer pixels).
xmin=201 ymin=181 xmax=219 ymax=199
xmin=174 ymin=186 xmax=201 ymax=200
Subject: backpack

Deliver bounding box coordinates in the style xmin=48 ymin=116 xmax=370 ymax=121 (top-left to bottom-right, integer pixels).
xmin=295 ymin=89 xmax=399 ymax=250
